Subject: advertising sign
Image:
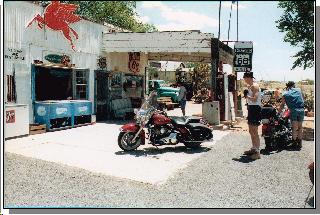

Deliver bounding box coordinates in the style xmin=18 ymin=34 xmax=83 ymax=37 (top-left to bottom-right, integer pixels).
xmin=4 ymin=48 xmax=26 ymax=61
xmin=234 ymin=41 xmax=253 ymax=72
xmin=6 ymin=110 xmax=15 ymax=123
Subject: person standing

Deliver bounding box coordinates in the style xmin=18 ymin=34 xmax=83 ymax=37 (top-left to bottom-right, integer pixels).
xmin=274 ymin=87 xmax=281 ymax=102
xmin=243 ymin=72 xmax=262 ymax=160
xmin=177 ymin=81 xmax=187 ymax=117
xmin=278 ymin=81 xmax=304 ymax=150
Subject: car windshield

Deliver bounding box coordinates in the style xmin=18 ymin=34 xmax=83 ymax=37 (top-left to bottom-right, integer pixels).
xmin=158 ymin=81 xmax=166 ymax=87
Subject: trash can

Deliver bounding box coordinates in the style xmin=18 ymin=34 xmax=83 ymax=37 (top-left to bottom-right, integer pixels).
xmin=202 ymin=101 xmax=220 ymax=125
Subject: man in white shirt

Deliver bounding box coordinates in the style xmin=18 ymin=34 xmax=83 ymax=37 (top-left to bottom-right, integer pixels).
xmin=177 ymin=81 xmax=187 ymax=116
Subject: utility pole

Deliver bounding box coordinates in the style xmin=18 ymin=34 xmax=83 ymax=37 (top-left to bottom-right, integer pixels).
xmin=227 ymin=2 xmax=233 ymax=46
xmin=218 ymin=1 xmax=221 ymax=40
xmin=237 ymin=1 xmax=239 ymax=41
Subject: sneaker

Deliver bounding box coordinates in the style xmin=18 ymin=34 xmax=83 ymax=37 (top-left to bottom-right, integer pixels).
xmin=244 ymin=148 xmax=256 ymax=156
xmin=250 ymin=152 xmax=261 ymax=160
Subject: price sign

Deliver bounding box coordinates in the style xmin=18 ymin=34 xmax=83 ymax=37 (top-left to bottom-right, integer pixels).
xmin=234 ymin=42 xmax=253 ymax=72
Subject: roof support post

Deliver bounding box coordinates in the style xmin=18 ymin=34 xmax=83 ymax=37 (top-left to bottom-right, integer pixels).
xmin=211 ymin=38 xmax=219 ymax=101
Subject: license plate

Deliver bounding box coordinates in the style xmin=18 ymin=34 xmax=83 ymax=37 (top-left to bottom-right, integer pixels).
xmin=261 ymin=119 xmax=269 ymax=124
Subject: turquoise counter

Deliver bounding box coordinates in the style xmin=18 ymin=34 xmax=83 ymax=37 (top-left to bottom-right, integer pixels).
xmin=34 ymin=100 xmax=92 ymax=131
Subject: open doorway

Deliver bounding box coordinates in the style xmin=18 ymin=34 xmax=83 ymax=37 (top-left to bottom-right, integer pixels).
xmin=94 ymin=70 xmax=110 ymax=121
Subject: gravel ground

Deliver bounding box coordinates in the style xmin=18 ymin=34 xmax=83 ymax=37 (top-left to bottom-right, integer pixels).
xmin=4 ymin=132 xmax=314 ymax=208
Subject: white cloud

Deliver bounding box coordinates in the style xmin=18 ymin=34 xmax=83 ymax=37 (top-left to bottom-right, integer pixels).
xmin=141 ymin=1 xmax=219 ymax=31
xmin=141 ymin=1 xmax=167 ymax=10
xmin=221 ymin=2 xmax=247 ymax=10
xmin=134 ymin=14 xmax=151 ymax=24
xmin=135 ymin=15 xmax=150 ymax=24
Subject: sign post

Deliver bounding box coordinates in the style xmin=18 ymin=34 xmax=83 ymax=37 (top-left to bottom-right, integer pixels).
xmin=234 ymin=41 xmax=253 ymax=72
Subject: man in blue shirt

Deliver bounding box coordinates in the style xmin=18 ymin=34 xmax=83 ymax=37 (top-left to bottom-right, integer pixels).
xmin=278 ymin=81 xmax=305 ymax=150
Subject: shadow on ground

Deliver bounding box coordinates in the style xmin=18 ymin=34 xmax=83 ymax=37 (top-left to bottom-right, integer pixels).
xmin=307 ymin=196 xmax=314 ymax=208
xmin=115 ymin=145 xmax=211 ymax=157
xmin=232 ymin=155 xmax=257 ymax=163
xmin=98 ymin=120 xmax=134 ymax=126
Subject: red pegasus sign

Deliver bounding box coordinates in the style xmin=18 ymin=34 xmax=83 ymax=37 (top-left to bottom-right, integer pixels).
xmin=27 ymin=1 xmax=81 ymax=51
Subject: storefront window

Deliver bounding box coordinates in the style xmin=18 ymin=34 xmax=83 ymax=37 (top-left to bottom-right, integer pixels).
xmin=33 ymin=66 xmax=89 ymax=101
xmin=6 ymin=74 xmax=16 ymax=103
xmin=74 ymin=70 xmax=88 ymax=100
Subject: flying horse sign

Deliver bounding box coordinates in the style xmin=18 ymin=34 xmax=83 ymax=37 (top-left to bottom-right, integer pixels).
xmin=26 ymin=1 xmax=81 ymax=51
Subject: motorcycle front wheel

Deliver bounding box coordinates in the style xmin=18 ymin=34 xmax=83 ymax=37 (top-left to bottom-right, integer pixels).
xmin=118 ymin=132 xmax=141 ymax=151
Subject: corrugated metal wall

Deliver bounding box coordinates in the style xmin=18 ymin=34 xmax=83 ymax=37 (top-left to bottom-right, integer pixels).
xmin=4 ymin=1 xmax=149 ymax=122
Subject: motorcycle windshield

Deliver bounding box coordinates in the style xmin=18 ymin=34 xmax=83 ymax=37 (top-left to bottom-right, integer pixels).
xmin=140 ymin=91 xmax=158 ymax=111
xmin=135 ymin=91 xmax=158 ymax=118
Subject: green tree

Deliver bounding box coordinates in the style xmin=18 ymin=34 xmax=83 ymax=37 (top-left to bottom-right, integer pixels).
xmin=276 ymin=1 xmax=314 ymax=70
xmin=35 ymin=1 xmax=157 ymax=32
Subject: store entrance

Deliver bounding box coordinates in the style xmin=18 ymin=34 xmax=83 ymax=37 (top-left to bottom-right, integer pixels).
xmin=94 ymin=70 xmax=110 ymax=121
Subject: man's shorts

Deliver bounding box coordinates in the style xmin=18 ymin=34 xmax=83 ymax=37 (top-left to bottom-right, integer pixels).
xmin=290 ymin=109 xmax=305 ymax=122
xmin=179 ymin=99 xmax=187 ymax=109
xmin=247 ymin=105 xmax=261 ymax=126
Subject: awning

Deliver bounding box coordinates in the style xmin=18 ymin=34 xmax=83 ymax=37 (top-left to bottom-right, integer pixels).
xmin=102 ymin=30 xmax=234 ymax=65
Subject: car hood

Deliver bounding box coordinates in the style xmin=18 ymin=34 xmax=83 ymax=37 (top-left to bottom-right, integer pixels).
xmin=158 ymin=87 xmax=179 ymax=92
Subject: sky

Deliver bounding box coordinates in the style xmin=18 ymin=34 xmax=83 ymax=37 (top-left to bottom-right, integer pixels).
xmin=135 ymin=1 xmax=315 ymax=82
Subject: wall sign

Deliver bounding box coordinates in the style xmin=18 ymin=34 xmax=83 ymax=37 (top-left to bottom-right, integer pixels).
xmin=6 ymin=110 xmax=15 ymax=123
xmin=26 ymin=1 xmax=81 ymax=51
xmin=45 ymin=54 xmax=64 ymax=64
xmin=233 ymin=41 xmax=253 ymax=72
xmin=4 ymin=48 xmax=26 ymax=61
xmin=128 ymin=52 xmax=140 ymax=74
xmin=44 ymin=54 xmax=71 ymax=66
xmin=149 ymin=61 xmax=161 ymax=68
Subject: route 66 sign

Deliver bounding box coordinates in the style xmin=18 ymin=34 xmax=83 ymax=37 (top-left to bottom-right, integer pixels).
xmin=128 ymin=52 xmax=140 ymax=74
xmin=234 ymin=41 xmax=253 ymax=72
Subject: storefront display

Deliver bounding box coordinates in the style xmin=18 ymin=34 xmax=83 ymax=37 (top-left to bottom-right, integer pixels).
xmin=32 ymin=64 xmax=92 ymax=130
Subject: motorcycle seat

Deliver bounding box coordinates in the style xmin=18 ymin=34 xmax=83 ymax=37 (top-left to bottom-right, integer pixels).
xmin=170 ymin=116 xmax=202 ymax=125
xmin=170 ymin=116 xmax=187 ymax=125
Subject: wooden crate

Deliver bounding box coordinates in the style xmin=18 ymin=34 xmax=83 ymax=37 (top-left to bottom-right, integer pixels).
xmin=29 ymin=124 xmax=46 ymax=135
xmin=157 ymin=97 xmax=177 ymax=110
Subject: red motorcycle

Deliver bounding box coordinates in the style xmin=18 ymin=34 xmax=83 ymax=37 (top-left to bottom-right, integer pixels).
xmin=261 ymin=104 xmax=292 ymax=151
xmin=118 ymin=95 xmax=213 ymax=151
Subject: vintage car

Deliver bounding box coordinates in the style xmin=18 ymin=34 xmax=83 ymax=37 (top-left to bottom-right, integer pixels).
xmin=148 ymin=80 xmax=179 ymax=102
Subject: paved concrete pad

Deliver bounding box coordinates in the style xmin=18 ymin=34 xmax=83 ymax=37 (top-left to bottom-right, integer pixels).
xmin=5 ymin=122 xmax=228 ymax=185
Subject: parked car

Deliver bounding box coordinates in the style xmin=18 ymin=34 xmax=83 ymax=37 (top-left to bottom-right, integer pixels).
xmin=148 ymin=80 xmax=179 ymax=102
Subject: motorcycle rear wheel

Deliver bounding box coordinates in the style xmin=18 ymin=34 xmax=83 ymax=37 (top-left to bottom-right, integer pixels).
xmin=118 ymin=131 xmax=141 ymax=151
xmin=264 ymin=137 xmax=273 ymax=151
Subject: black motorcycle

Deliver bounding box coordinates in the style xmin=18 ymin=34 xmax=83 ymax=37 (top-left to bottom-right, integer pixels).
xmin=261 ymin=105 xmax=292 ymax=151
